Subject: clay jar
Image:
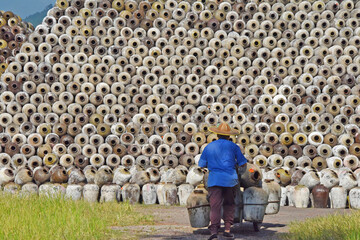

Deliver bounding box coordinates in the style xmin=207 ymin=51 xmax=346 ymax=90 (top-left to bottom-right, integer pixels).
xmin=311 ymin=184 xmax=329 ymax=208
xmin=50 ymin=166 xmax=68 ymax=183
xmin=355 ymin=133 xmax=360 ymax=143
xmin=34 ymin=167 xmax=51 ymax=185
xmin=187 ymin=189 xmax=210 ymax=228
xmin=275 ymin=168 xmax=291 ymax=186
xmin=291 ymin=169 xmax=306 ymax=185
xmin=239 ymin=163 xmax=262 ymax=188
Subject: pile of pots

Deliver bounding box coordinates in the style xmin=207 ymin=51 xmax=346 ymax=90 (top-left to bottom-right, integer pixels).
xmin=0 ymin=0 xmax=359 ymax=208
xmin=0 ymin=164 xmax=207 ymax=205
xmin=270 ymin=165 xmax=360 ymax=209
xmin=0 ymin=11 xmax=34 ymax=78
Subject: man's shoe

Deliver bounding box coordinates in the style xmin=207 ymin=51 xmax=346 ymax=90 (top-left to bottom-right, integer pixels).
xmin=223 ymin=232 xmax=234 ymax=238
xmin=208 ymin=234 xmax=218 ymax=240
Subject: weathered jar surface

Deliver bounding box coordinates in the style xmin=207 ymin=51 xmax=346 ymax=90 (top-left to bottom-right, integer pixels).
xmin=243 ymin=187 xmax=268 ymax=222
xmin=311 ymin=184 xmax=329 ymax=208
xmin=187 ymin=189 xmax=210 ymax=228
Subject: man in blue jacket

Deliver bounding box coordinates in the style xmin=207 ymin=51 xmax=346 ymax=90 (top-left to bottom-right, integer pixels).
xmin=199 ymin=122 xmax=247 ymax=240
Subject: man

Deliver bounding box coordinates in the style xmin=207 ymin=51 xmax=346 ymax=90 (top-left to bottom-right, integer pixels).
xmin=198 ymin=122 xmax=247 ymax=240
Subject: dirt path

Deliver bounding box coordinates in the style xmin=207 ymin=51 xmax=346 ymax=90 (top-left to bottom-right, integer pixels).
xmin=113 ymin=206 xmax=351 ymax=240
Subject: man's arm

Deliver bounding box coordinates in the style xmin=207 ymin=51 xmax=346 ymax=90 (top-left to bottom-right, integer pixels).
xmin=198 ymin=149 xmax=207 ymax=168
xmin=235 ymin=145 xmax=247 ymax=167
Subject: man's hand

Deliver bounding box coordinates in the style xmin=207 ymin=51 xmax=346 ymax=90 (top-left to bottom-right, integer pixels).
xmin=237 ymin=163 xmax=247 ymax=175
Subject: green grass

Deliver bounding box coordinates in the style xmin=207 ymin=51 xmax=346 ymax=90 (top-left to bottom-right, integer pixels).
xmin=282 ymin=210 xmax=360 ymax=240
xmin=0 ymin=194 xmax=153 ymax=240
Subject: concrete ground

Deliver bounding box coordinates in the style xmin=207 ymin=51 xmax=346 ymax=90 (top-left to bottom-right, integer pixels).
xmin=113 ymin=206 xmax=351 ymax=240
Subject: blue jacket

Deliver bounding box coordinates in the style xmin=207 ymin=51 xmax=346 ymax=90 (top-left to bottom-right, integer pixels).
xmin=198 ymin=139 xmax=247 ymax=187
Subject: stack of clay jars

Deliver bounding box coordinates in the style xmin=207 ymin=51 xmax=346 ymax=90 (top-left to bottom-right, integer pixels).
xmin=0 ymin=11 xmax=34 ymax=79
xmin=0 ymin=0 xmax=360 ymax=206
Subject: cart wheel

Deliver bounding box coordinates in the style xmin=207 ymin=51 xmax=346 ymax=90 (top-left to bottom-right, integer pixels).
xmin=253 ymin=222 xmax=261 ymax=232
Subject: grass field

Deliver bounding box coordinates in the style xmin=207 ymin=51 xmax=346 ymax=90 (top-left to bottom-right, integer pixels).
xmin=0 ymin=193 xmax=154 ymax=240
xmin=282 ymin=210 xmax=360 ymax=240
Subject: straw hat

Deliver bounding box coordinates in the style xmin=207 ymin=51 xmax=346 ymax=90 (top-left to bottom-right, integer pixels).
xmin=209 ymin=122 xmax=240 ymax=136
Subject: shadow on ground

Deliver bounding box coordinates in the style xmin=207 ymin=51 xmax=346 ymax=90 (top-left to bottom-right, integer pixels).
xmin=113 ymin=206 xmax=350 ymax=240
xmin=137 ymin=221 xmax=286 ymax=240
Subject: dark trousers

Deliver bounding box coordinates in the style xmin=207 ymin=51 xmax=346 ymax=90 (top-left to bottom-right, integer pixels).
xmin=208 ymin=186 xmax=236 ymax=235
